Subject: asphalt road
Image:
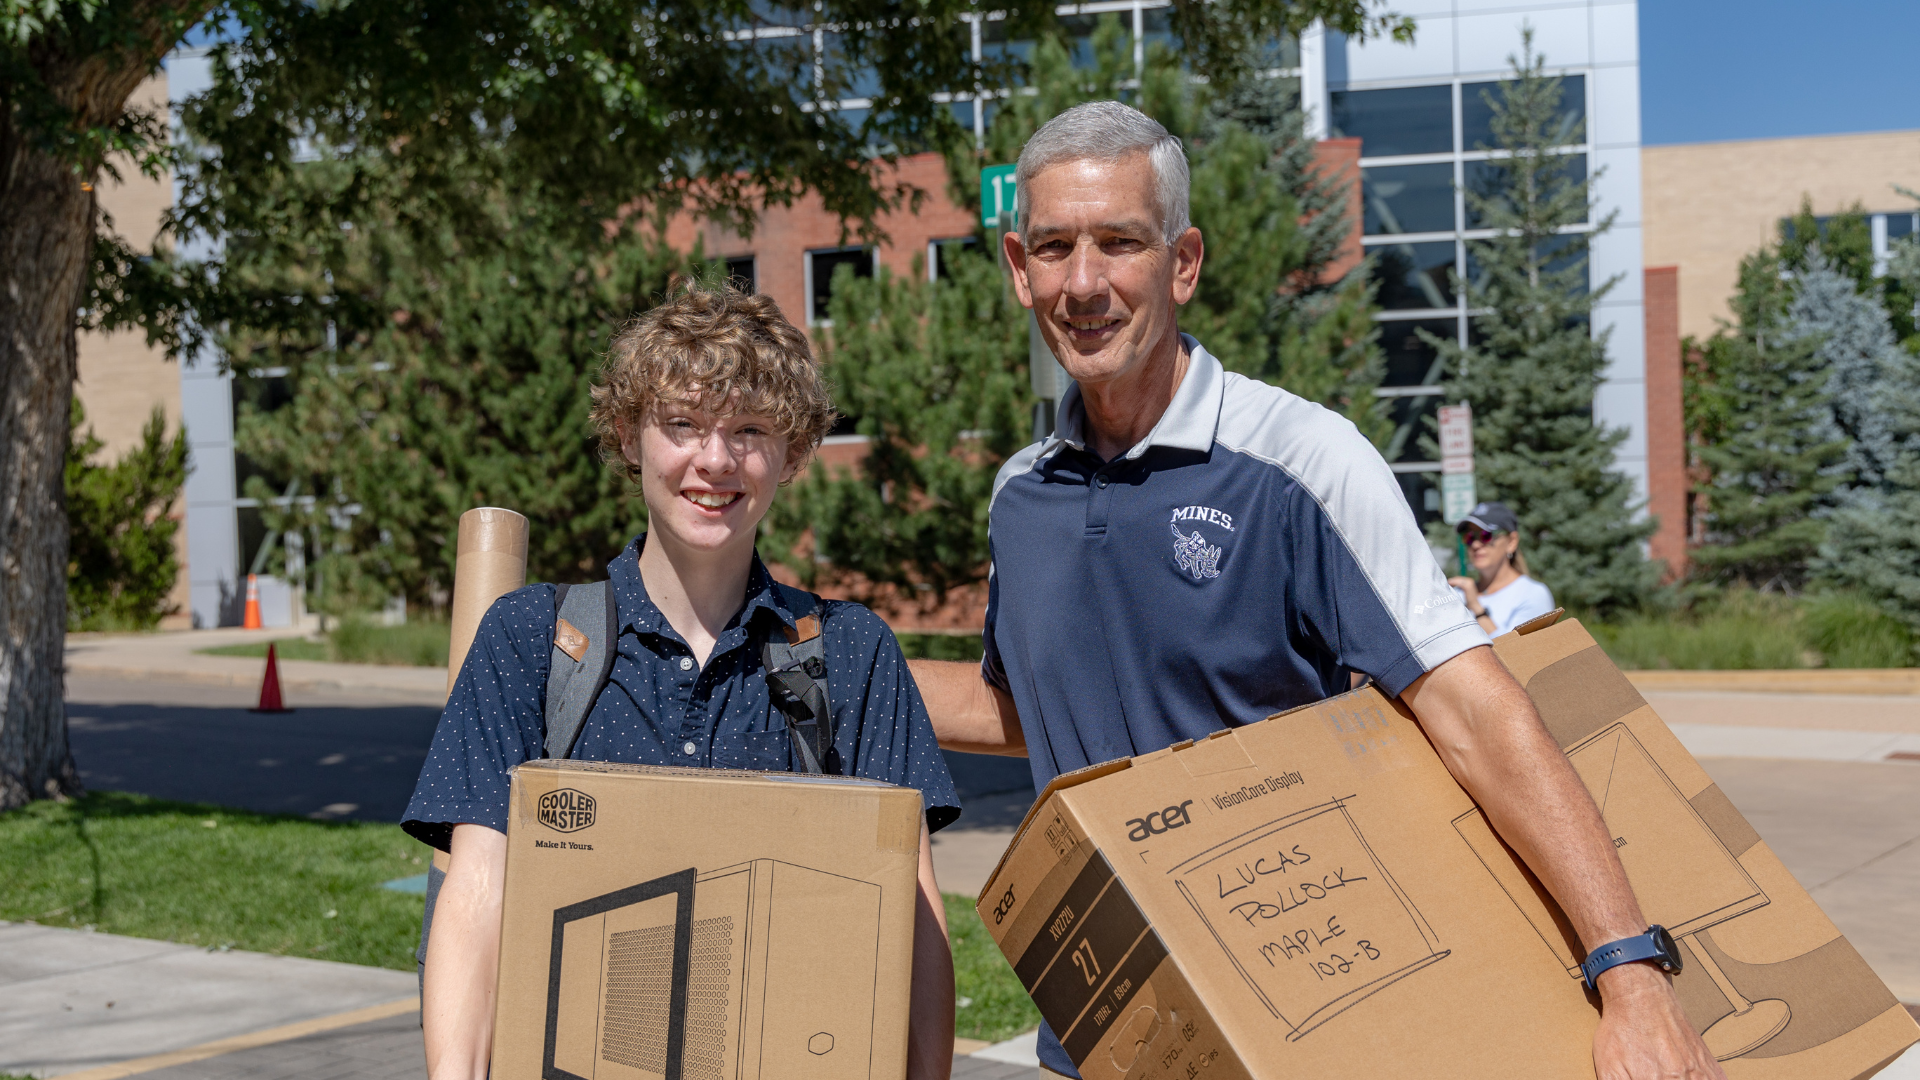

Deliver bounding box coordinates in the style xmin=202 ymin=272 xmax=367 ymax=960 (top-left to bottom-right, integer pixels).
xmin=63 ymin=674 xmax=1035 ymax=824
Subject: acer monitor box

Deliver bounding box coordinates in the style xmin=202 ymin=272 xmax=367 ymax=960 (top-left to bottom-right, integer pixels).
xmin=977 ymin=616 xmax=1919 ymax=1080
xmin=492 ymin=759 xmax=925 ymax=1080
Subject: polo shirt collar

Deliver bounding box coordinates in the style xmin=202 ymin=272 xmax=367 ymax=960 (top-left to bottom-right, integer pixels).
xmin=606 ymin=535 xmax=794 ymax=639
xmin=1048 ymin=334 xmax=1225 ymax=461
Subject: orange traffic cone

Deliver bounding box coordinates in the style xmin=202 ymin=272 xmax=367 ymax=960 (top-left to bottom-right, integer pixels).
xmin=250 ymin=642 xmax=293 ymax=713
xmin=243 ymin=574 xmax=263 ymax=630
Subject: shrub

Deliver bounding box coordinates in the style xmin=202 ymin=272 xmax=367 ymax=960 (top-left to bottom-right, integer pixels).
xmin=1802 ymin=593 xmax=1914 ymax=668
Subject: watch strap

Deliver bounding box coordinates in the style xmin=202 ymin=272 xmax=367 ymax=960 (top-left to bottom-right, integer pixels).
xmin=1581 ymin=927 xmax=1676 ymax=990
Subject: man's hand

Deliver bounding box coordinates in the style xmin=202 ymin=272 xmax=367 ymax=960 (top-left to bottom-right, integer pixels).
xmin=1593 ymin=964 xmax=1727 ymax=1080
xmin=907 ymin=658 xmax=1025 ymax=756
xmin=1400 ymin=645 xmax=1721 ymax=1079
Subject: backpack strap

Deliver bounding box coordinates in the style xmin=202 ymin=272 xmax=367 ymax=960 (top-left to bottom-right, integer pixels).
xmin=545 ymin=580 xmax=617 ymax=760
xmin=760 ymin=583 xmax=834 ymax=774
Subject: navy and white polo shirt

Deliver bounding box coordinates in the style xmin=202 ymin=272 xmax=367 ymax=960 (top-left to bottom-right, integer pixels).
xmin=983 ymin=335 xmax=1488 ymax=794
xmin=403 ymin=536 xmax=960 ymax=852
xmin=985 ymin=337 xmax=1487 ymax=1076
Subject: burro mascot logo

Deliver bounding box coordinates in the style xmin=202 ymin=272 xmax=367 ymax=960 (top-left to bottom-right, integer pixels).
xmin=1125 ymin=800 xmax=1196 ymax=842
xmin=537 ymin=788 xmax=596 ymax=833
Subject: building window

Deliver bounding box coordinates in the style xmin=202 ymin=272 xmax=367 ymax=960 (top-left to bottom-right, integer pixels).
xmin=1330 ymin=85 xmax=1452 ymax=157
xmin=806 ymin=246 xmax=874 ymax=323
xmin=1461 ymin=75 xmax=1585 ymax=153
xmin=928 ymin=237 xmax=981 ymax=281
xmin=724 ymin=255 xmax=756 ymax=294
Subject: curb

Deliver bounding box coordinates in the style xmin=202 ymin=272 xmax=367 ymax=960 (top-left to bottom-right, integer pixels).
xmin=1626 ymin=669 xmax=1920 ymax=696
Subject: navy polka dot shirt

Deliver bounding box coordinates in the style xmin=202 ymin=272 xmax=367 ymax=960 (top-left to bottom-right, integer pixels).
xmin=402 ymin=535 xmax=961 ymax=851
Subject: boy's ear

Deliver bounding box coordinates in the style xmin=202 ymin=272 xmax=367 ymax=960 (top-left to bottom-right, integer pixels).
xmin=780 ymin=445 xmax=806 ymax=485
xmin=616 ymin=416 xmax=643 ymax=469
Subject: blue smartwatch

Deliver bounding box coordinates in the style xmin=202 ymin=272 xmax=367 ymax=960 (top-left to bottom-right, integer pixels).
xmin=1581 ymin=925 xmax=1682 ymax=991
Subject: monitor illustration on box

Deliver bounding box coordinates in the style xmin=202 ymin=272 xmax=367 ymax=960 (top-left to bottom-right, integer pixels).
xmin=544 ymin=860 xmax=883 ymax=1080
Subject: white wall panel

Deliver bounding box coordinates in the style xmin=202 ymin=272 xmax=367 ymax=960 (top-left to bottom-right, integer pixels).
xmin=1455 ymin=7 xmax=1589 ymax=77
xmin=1343 ymin=15 xmax=1456 ymax=83
xmin=1591 ymin=224 xmax=1647 ymax=307
xmin=1593 ymin=296 xmax=1647 ymax=384
xmin=1451 ymin=0 xmax=1586 ymax=14
xmin=1590 ymin=146 xmax=1643 ymax=226
xmin=1589 ymin=63 xmax=1642 ymax=148
xmin=1589 ymin=2 xmax=1639 ymax=67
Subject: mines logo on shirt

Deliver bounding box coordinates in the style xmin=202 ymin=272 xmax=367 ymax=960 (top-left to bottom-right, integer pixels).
xmin=537 ymin=788 xmax=596 ymax=833
xmin=1169 ymin=505 xmax=1234 ymax=581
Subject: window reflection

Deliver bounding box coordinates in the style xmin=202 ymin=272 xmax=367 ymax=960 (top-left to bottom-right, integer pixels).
xmin=1377 ymin=318 xmax=1456 ymax=388
xmin=1331 ymin=86 xmax=1452 ymax=157
xmin=1363 ymin=163 xmax=1455 ymax=236
xmin=1369 ymin=241 xmax=1457 ymax=310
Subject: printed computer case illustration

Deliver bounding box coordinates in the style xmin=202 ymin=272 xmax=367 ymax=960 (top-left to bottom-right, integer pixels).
xmin=1168 ymin=796 xmax=1451 ymax=1042
xmin=1453 ymin=723 xmax=1787 ymax=1061
xmin=543 ymin=860 xmax=883 ymax=1080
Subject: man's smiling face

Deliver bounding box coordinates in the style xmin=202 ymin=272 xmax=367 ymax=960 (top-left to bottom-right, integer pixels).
xmin=1008 ymin=153 xmax=1202 ymax=389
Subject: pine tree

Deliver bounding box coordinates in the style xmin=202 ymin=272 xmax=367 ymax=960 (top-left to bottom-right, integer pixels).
xmin=227 ymin=164 xmax=684 ymax=613
xmin=1424 ymin=33 xmax=1657 ymax=613
xmin=66 ymin=401 xmax=189 ymax=630
xmin=1688 ymin=251 xmax=1848 ymax=589
xmin=1786 ymin=250 xmax=1915 ymax=495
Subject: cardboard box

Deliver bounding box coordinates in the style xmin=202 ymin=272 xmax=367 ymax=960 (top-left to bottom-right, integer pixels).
xmin=493 ymin=759 xmax=924 ymax=1080
xmin=977 ymin=618 xmax=1920 ymax=1080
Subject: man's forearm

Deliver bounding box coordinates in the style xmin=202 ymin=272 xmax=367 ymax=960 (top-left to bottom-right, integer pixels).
xmin=424 ymin=824 xmax=507 ymax=1080
xmin=907 ymin=824 xmax=955 ymax=1080
xmin=908 ymin=658 xmax=1025 ymax=756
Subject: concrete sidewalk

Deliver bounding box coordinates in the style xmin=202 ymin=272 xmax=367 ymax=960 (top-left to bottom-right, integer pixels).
xmin=65 ymin=629 xmax=446 ymax=706
xmin=0 ymin=923 xmax=416 ymax=1079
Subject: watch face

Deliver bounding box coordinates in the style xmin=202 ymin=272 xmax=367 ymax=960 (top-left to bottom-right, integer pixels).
xmin=1650 ymin=925 xmax=1682 ymax=974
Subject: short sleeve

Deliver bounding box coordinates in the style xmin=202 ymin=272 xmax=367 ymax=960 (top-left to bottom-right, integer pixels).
xmin=825 ymin=602 xmax=963 ymax=834
xmin=401 ymin=584 xmax=556 ymax=850
xmin=980 ymin=548 xmax=1011 ymax=693
xmin=1274 ymin=432 xmax=1489 ymax=697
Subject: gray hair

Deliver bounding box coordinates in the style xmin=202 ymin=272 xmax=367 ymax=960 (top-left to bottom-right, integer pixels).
xmin=1015 ymin=100 xmax=1191 ymax=246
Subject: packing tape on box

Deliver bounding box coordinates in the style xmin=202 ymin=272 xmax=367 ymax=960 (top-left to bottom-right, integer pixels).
xmin=448 ymin=507 xmax=529 ymax=694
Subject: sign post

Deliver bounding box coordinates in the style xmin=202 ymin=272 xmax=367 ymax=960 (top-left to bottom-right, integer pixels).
xmin=1438 ymin=403 xmax=1477 ymax=526
xmin=981 ymin=163 xmax=1068 ymax=439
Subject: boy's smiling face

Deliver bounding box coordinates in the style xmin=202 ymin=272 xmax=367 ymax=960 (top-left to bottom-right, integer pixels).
xmin=619 ymin=399 xmax=794 ymax=557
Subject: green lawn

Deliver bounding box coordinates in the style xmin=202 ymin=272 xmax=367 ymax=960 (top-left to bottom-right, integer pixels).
xmin=946 ymin=892 xmax=1040 ymax=1042
xmin=0 ymin=791 xmax=1039 ymax=1042
xmin=0 ymin=792 xmax=427 ymax=970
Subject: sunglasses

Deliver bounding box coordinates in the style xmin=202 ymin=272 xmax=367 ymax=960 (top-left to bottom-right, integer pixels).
xmin=1458 ymin=526 xmax=1505 ymax=546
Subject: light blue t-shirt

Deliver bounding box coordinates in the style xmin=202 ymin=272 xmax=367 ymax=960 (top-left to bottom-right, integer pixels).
xmin=1477 ymin=574 xmax=1556 ymax=636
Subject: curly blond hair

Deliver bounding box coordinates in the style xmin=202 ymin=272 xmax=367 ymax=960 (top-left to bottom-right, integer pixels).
xmin=590 ymin=284 xmax=836 ymax=484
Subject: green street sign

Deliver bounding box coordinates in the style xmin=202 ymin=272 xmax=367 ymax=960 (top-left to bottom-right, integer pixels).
xmin=980 ymin=163 xmax=1018 ymax=228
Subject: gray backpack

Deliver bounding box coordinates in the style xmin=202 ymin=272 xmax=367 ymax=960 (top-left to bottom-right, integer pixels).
xmin=416 ymin=579 xmax=833 ymax=991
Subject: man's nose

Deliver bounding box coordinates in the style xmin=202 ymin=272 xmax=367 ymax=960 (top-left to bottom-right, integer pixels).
xmin=1064 ymin=240 xmax=1106 ymax=300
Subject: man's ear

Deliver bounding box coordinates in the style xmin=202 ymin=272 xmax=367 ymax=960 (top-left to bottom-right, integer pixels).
xmin=1171 ymin=226 xmax=1204 ymax=306
xmin=1002 ymin=231 xmax=1036 ymax=310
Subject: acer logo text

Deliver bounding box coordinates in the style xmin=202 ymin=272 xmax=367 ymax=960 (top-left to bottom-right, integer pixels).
xmin=538 ymin=788 xmax=596 ymax=833
xmin=1125 ymin=800 xmax=1195 ymax=842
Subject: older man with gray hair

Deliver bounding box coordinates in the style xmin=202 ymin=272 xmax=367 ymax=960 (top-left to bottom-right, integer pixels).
xmin=910 ymin=100 xmax=1722 ymax=1080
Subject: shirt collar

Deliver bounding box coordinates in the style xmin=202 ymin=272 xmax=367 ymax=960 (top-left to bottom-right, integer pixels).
xmin=1047 ymin=334 xmax=1225 ymax=461
xmin=605 ymin=535 xmax=793 ymax=639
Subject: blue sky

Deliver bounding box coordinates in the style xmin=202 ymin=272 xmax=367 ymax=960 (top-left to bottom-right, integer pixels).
xmin=1641 ymin=0 xmax=1920 ymax=145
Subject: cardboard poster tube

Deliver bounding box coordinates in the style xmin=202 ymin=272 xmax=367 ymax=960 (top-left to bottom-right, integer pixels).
xmin=448 ymin=507 xmax=530 ymax=694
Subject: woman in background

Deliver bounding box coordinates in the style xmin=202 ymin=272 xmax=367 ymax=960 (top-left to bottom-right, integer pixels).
xmin=1449 ymin=501 xmax=1556 ymax=637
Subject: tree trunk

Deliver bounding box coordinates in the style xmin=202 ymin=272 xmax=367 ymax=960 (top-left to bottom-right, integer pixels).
xmin=0 ymin=134 xmax=90 ymax=808
xmin=0 ymin=2 xmax=208 ymax=809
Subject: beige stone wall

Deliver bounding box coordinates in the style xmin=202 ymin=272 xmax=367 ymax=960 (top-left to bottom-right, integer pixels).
xmin=1642 ymin=129 xmax=1920 ymax=342
xmin=72 ymin=70 xmax=192 ymax=626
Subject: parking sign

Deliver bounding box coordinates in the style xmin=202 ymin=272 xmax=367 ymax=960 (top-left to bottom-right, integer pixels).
xmin=980 ymin=164 xmax=1017 ymax=228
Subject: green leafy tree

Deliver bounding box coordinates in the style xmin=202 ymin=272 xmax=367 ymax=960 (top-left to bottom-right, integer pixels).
xmin=228 ymin=167 xmax=684 ymax=613
xmin=1778 ymin=198 xmax=1875 ymax=294
xmin=1423 ymin=34 xmax=1657 ymax=613
xmin=1688 ymin=251 xmax=1848 ymax=589
xmin=66 ymin=401 xmax=189 ymax=630
xmin=764 ymin=251 xmax=1032 ymax=598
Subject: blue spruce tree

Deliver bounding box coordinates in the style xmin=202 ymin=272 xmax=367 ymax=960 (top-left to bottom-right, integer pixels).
xmin=1786 ymin=249 xmax=1917 ymax=497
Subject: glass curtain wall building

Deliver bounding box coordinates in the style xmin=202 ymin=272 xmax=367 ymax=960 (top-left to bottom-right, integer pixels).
xmin=1304 ymin=0 xmax=1645 ymax=519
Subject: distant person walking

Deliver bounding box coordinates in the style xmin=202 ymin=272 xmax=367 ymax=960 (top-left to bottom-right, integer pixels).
xmin=1449 ymin=501 xmax=1556 ymax=637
